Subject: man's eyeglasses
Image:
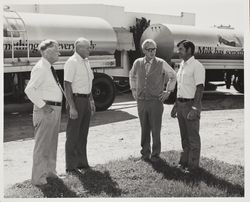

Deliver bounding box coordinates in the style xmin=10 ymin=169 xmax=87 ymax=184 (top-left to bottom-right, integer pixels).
xmin=145 ymin=48 xmax=156 ymax=52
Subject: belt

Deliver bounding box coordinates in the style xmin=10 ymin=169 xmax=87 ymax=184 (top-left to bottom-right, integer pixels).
xmin=73 ymin=93 xmax=90 ymax=98
xmin=177 ymin=98 xmax=194 ymax=102
xmin=45 ymin=101 xmax=62 ymax=106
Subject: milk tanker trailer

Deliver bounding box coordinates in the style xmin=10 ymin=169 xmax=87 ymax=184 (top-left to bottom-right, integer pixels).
xmin=3 ymin=7 xmax=131 ymax=111
xmin=141 ymin=24 xmax=244 ymax=93
xmin=4 ymin=7 xmax=244 ymax=111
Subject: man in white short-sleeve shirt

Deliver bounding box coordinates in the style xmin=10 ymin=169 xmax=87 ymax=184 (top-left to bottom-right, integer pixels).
xmin=171 ymin=40 xmax=205 ymax=173
xmin=64 ymin=37 xmax=95 ymax=173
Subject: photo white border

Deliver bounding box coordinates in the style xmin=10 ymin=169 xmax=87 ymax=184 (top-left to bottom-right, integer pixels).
xmin=1 ymin=0 xmax=249 ymax=202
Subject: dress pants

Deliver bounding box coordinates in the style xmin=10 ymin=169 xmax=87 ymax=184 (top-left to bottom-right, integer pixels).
xmin=176 ymin=100 xmax=201 ymax=169
xmin=65 ymin=96 xmax=91 ymax=170
xmin=31 ymin=104 xmax=61 ymax=185
xmin=137 ymin=99 xmax=164 ymax=158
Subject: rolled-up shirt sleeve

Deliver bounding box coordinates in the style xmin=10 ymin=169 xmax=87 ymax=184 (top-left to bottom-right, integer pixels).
xmin=24 ymin=67 xmax=46 ymax=108
xmin=162 ymin=61 xmax=177 ymax=92
xmin=129 ymin=60 xmax=137 ymax=90
xmin=194 ymin=64 xmax=205 ymax=86
xmin=64 ymin=60 xmax=76 ymax=82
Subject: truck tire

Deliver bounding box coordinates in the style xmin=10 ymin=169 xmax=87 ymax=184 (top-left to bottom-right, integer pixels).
xmin=92 ymin=73 xmax=115 ymax=111
xmin=233 ymin=73 xmax=244 ymax=93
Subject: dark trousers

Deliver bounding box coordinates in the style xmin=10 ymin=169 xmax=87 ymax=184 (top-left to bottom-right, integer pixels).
xmin=137 ymin=99 xmax=164 ymax=158
xmin=65 ymin=96 xmax=91 ymax=170
xmin=177 ymin=100 xmax=201 ymax=169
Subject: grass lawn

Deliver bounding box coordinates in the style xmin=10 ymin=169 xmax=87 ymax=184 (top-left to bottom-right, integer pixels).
xmin=4 ymin=150 xmax=244 ymax=198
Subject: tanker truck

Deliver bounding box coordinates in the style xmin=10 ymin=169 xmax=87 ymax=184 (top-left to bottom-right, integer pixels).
xmin=3 ymin=7 xmax=134 ymax=111
xmin=4 ymin=7 xmax=244 ymax=111
xmin=141 ymin=24 xmax=244 ymax=93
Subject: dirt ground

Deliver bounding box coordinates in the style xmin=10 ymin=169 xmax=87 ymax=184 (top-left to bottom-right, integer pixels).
xmin=3 ymin=87 xmax=244 ymax=191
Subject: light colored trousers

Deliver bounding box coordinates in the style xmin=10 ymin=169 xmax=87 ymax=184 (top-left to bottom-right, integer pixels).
xmin=31 ymin=105 xmax=61 ymax=185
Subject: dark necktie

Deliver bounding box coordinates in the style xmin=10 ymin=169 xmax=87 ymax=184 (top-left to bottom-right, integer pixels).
xmin=51 ymin=66 xmax=67 ymax=102
xmin=51 ymin=66 xmax=60 ymax=84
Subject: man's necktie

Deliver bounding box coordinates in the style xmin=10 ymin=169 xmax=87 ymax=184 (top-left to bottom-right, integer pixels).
xmin=145 ymin=62 xmax=151 ymax=75
xmin=51 ymin=66 xmax=67 ymax=103
xmin=51 ymin=66 xmax=60 ymax=84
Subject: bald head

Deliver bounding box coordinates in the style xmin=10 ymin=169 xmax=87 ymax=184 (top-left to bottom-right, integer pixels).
xmin=74 ymin=38 xmax=91 ymax=59
xmin=74 ymin=37 xmax=90 ymax=49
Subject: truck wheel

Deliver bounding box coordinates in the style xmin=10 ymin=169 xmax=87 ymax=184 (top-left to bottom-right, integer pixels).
xmin=233 ymin=73 xmax=244 ymax=93
xmin=92 ymin=73 xmax=115 ymax=111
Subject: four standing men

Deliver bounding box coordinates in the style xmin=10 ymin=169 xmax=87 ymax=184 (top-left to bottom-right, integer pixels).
xmin=26 ymin=37 xmax=204 ymax=185
xmin=171 ymin=40 xmax=205 ymax=173
xmin=129 ymin=39 xmax=177 ymax=162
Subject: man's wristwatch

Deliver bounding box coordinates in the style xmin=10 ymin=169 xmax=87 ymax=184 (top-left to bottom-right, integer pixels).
xmin=191 ymin=106 xmax=198 ymax=110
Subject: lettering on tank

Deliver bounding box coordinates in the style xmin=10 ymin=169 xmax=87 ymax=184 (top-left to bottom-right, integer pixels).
xmin=3 ymin=40 xmax=97 ymax=53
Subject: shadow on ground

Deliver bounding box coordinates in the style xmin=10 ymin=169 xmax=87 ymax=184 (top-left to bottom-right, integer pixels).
xmin=4 ymin=91 xmax=243 ymax=142
xmin=4 ymin=108 xmax=137 ymax=142
xmin=150 ymin=157 xmax=244 ymax=196
xmin=201 ymin=93 xmax=244 ymax=111
xmin=76 ymin=169 xmax=122 ymax=197
xmin=4 ymin=150 xmax=244 ymax=198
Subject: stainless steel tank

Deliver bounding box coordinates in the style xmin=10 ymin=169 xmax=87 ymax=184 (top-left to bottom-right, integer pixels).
xmin=141 ymin=24 xmax=243 ymax=62
xmin=4 ymin=11 xmax=118 ymax=58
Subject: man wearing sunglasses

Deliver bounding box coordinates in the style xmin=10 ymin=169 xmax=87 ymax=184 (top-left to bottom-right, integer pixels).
xmin=129 ymin=39 xmax=176 ymax=162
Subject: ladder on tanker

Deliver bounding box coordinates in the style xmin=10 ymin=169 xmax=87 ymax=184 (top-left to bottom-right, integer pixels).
xmin=3 ymin=6 xmax=30 ymax=64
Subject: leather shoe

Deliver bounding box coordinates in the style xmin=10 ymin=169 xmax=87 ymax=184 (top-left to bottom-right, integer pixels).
xmin=78 ymin=165 xmax=90 ymax=169
xmin=141 ymin=156 xmax=151 ymax=162
xmin=47 ymin=173 xmax=59 ymax=179
xmin=150 ymin=156 xmax=161 ymax=162
xmin=66 ymin=169 xmax=81 ymax=175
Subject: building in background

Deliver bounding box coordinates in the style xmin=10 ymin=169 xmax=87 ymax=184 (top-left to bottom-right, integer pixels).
xmin=8 ymin=4 xmax=196 ymax=28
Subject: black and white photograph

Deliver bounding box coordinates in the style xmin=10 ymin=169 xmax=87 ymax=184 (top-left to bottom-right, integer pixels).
xmin=1 ymin=0 xmax=249 ymax=199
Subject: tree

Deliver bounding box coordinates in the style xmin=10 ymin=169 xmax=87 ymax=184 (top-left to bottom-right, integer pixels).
xmin=128 ymin=17 xmax=150 ymax=67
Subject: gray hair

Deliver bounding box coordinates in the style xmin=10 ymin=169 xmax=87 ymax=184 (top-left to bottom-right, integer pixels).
xmin=38 ymin=39 xmax=58 ymax=52
xmin=74 ymin=37 xmax=90 ymax=49
xmin=141 ymin=39 xmax=157 ymax=50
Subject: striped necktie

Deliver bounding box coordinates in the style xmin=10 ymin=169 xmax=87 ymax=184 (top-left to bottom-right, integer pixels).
xmin=145 ymin=62 xmax=151 ymax=74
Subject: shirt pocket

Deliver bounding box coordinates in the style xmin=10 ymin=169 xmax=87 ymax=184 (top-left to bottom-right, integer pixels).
xmin=182 ymin=71 xmax=193 ymax=85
